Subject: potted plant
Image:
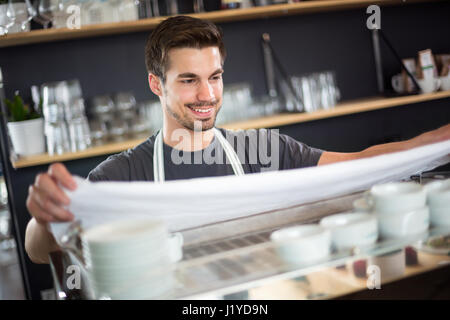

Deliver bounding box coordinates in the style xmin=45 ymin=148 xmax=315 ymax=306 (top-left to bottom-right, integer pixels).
xmin=5 ymin=91 xmax=46 ymax=156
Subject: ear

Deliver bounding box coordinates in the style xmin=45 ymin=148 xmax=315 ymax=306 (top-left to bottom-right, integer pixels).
xmin=148 ymin=73 xmax=163 ymax=97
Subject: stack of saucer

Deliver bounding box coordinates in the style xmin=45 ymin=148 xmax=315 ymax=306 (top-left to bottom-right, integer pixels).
xmin=270 ymin=225 xmax=331 ymax=265
xmin=81 ymin=218 xmax=175 ymax=300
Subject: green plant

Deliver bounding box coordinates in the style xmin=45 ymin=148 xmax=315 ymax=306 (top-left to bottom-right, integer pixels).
xmin=4 ymin=91 xmax=42 ymax=122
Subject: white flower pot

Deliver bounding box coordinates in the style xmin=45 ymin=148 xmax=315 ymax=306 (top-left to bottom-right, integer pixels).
xmin=7 ymin=118 xmax=46 ymax=156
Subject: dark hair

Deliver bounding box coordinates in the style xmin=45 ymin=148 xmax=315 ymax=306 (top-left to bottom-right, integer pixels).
xmin=145 ymin=16 xmax=226 ymax=82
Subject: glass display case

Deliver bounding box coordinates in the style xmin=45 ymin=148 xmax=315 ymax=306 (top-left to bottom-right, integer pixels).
xmin=49 ymin=173 xmax=450 ymax=300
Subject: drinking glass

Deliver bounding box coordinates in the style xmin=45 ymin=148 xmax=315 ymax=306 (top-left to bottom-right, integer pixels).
xmin=140 ymin=100 xmax=162 ymax=131
xmin=7 ymin=0 xmax=36 ymax=33
xmin=45 ymin=121 xmax=70 ymax=155
xmin=38 ymin=0 xmax=61 ymax=29
xmin=0 ymin=1 xmax=16 ymax=35
xmin=119 ymin=0 xmax=139 ymax=22
xmin=109 ymin=117 xmax=129 ymax=141
xmin=115 ymin=92 xmax=137 ymax=112
xmin=281 ymin=78 xmax=302 ymax=112
xmin=290 ymin=71 xmax=340 ymax=112
xmin=129 ymin=115 xmax=150 ymax=138
xmin=67 ymin=117 xmax=91 ymax=152
xmin=51 ymin=0 xmax=79 ymax=28
xmin=92 ymin=95 xmax=115 ymax=115
xmin=89 ymin=118 xmax=108 ymax=145
xmin=56 ymin=79 xmax=85 ymax=120
xmin=41 ymin=82 xmax=65 ymax=122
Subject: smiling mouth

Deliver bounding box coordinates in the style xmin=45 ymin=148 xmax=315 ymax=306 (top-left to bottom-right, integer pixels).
xmin=186 ymin=105 xmax=215 ymax=117
xmin=187 ymin=106 xmax=213 ymax=113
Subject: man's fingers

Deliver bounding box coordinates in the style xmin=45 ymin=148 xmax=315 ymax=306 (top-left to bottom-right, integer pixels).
xmin=34 ymin=173 xmax=70 ymax=206
xmin=26 ymin=196 xmax=57 ymax=224
xmin=48 ymin=163 xmax=77 ymax=191
xmin=28 ymin=186 xmax=74 ymax=222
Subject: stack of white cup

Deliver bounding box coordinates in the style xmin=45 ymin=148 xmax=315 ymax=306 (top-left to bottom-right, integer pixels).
xmin=81 ymin=218 xmax=177 ymax=300
xmin=424 ymin=179 xmax=450 ymax=227
xmin=319 ymin=212 xmax=378 ymax=251
xmin=365 ymin=182 xmax=430 ymax=239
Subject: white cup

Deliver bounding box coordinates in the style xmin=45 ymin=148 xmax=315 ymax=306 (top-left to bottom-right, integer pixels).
xmin=418 ymin=77 xmax=441 ymax=93
xmin=424 ymin=179 xmax=450 ymax=227
xmin=270 ymin=224 xmax=331 ymax=265
xmin=440 ymin=73 xmax=450 ymax=91
xmin=376 ymin=206 xmax=429 ymax=239
xmin=367 ymin=182 xmax=426 ymax=214
xmin=428 ymin=206 xmax=450 ymax=227
xmin=320 ymin=212 xmax=378 ymax=251
xmin=424 ymin=179 xmax=450 ymax=208
xmin=391 ymin=74 xmax=404 ymax=94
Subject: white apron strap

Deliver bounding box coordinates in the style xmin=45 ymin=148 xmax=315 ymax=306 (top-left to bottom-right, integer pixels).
xmin=153 ymin=130 xmax=165 ymax=183
xmin=153 ymin=128 xmax=244 ymax=183
xmin=213 ymin=128 xmax=245 ymax=176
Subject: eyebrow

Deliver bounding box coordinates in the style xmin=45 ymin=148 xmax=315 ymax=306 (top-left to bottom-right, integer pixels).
xmin=177 ymin=68 xmax=224 ymax=79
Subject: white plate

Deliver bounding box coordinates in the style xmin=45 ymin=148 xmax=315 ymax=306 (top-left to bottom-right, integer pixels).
xmin=414 ymin=235 xmax=450 ymax=256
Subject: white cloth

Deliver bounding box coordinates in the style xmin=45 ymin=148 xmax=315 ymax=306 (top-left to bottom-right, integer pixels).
xmin=50 ymin=140 xmax=450 ymax=244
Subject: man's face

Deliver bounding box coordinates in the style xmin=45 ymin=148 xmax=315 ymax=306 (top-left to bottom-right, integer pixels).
xmin=159 ymin=46 xmax=224 ymax=132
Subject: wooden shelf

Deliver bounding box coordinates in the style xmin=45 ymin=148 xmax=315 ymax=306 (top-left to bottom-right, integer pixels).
xmin=11 ymin=137 xmax=147 ymax=169
xmin=222 ymin=90 xmax=450 ymax=130
xmin=0 ymin=0 xmax=440 ymax=48
xmin=11 ymin=90 xmax=450 ymax=169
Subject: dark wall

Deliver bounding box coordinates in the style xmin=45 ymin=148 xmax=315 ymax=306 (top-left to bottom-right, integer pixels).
xmin=0 ymin=2 xmax=449 ymax=300
xmin=1 ymin=2 xmax=449 ymax=104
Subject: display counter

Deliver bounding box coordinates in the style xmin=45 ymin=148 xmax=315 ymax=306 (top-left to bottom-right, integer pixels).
xmin=49 ymin=189 xmax=450 ymax=300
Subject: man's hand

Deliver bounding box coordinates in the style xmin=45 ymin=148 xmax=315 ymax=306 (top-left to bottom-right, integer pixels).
xmin=413 ymin=123 xmax=450 ymax=146
xmin=26 ymin=163 xmax=77 ymax=224
xmin=25 ymin=163 xmax=77 ymax=263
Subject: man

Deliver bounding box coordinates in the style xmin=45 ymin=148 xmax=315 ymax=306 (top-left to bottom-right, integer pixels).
xmin=25 ymin=16 xmax=449 ymax=264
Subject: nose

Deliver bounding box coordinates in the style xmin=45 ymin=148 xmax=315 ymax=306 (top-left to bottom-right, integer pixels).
xmin=197 ymin=80 xmax=215 ymax=102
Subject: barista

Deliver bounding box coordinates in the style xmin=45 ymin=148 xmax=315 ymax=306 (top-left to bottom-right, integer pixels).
xmin=24 ymin=16 xmax=450 ymax=264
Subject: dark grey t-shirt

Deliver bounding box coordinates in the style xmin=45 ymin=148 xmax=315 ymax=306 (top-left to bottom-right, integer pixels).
xmin=88 ymin=128 xmax=324 ymax=182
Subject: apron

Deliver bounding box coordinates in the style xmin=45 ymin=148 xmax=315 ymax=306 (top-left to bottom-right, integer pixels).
xmin=153 ymin=128 xmax=244 ymax=183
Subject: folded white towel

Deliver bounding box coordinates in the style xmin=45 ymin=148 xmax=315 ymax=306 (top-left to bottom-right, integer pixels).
xmin=50 ymin=140 xmax=450 ymax=244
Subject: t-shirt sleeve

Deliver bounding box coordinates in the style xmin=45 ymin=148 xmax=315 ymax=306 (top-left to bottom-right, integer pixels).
xmin=276 ymin=131 xmax=324 ymax=169
xmin=87 ymin=152 xmax=131 ymax=182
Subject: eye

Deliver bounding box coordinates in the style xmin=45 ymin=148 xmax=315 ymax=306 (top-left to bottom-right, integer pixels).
xmin=211 ymin=75 xmax=222 ymax=81
xmin=181 ymin=79 xmax=195 ymax=84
